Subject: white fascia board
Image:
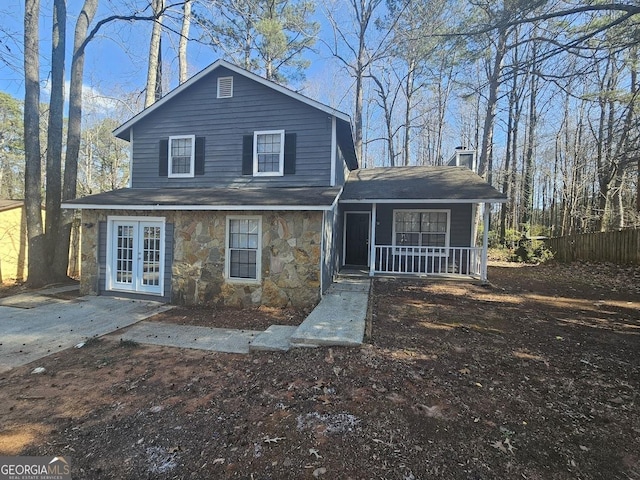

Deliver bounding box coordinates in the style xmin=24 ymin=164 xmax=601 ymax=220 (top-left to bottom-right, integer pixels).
xmin=114 ymin=59 xmax=351 ymax=138
xmin=339 ymin=198 xmax=508 ymax=204
xmin=330 ymin=116 xmax=337 ymax=187
xmin=61 ymin=202 xmax=335 ymax=211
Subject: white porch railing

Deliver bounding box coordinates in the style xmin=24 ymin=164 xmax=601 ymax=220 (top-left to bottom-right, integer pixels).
xmin=372 ymin=245 xmax=483 ymax=278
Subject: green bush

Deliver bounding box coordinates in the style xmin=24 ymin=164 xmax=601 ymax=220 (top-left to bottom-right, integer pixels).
xmin=512 ymin=237 xmax=554 ymax=264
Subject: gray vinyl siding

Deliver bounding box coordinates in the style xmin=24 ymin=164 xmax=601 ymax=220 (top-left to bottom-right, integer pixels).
xmin=131 ymin=67 xmax=335 ymax=188
xmin=374 ymin=203 xmax=473 ymax=247
xmin=334 ymin=142 xmax=349 ymax=187
xmin=97 ymin=220 xmax=173 ymax=302
xmin=321 ymin=205 xmax=341 ymax=293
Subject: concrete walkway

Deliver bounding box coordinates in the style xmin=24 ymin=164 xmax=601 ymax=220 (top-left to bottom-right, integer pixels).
xmin=118 ymin=322 xmax=262 ymax=354
xmin=0 ymin=285 xmax=172 ymax=372
xmin=288 ymin=278 xmax=370 ymax=347
xmin=119 ymin=277 xmax=371 ymax=353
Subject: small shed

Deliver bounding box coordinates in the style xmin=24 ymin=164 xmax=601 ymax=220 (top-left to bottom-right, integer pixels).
xmin=0 ymin=200 xmax=28 ymax=283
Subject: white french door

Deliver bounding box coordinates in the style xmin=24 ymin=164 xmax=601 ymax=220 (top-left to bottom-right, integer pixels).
xmin=107 ymin=218 xmax=165 ymax=295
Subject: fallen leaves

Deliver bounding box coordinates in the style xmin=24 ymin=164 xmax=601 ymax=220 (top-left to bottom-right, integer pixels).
xmin=412 ymin=404 xmax=446 ymax=419
xmin=309 ymin=448 xmax=322 ymax=459
xmin=490 ymin=438 xmax=516 ymax=455
xmin=263 ymin=436 xmax=286 ymax=444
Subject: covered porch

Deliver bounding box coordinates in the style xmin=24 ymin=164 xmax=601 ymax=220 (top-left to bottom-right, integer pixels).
xmin=338 ymin=166 xmax=507 ymax=282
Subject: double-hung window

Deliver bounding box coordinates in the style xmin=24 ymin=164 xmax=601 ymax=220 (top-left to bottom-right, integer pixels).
xmin=393 ymin=210 xmax=450 ymax=255
xmin=253 ymin=130 xmax=285 ymax=176
xmin=168 ymin=135 xmax=195 ymax=177
xmin=226 ymin=216 xmax=262 ymax=281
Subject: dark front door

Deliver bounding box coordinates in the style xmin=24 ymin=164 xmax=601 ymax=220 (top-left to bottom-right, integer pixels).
xmin=344 ymin=212 xmax=370 ymax=266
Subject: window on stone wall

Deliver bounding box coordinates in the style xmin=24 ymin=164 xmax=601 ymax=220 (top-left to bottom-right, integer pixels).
xmin=226 ymin=216 xmax=262 ymax=282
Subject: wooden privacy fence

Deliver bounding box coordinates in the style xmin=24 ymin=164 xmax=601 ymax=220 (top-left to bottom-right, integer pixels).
xmin=545 ymin=229 xmax=640 ymax=265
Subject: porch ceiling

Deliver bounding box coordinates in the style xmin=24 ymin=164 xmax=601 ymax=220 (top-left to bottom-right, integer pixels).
xmin=340 ymin=166 xmax=507 ymax=203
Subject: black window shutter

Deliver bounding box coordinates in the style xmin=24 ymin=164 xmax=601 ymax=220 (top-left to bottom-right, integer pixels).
xmin=159 ymin=139 xmax=169 ymax=177
xmin=242 ymin=135 xmax=253 ymax=175
xmin=195 ymin=136 xmax=205 ymax=175
xmin=284 ymin=133 xmax=296 ymax=174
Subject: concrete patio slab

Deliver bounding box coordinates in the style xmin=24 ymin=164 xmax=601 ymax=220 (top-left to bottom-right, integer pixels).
xmin=0 ymin=284 xmax=80 ymax=309
xmin=250 ymin=325 xmax=298 ymax=352
xmin=117 ymin=321 xmax=261 ymax=354
xmin=0 ymin=295 xmax=173 ymax=373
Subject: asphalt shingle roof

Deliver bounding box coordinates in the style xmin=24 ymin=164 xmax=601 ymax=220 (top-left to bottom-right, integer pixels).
xmin=340 ymin=166 xmax=507 ymax=202
xmin=62 ymin=186 xmax=342 ymax=210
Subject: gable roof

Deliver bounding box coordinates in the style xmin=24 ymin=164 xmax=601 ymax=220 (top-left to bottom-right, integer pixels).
xmin=115 ymin=60 xmax=352 ymax=136
xmin=113 ymin=59 xmax=358 ymax=169
xmin=340 ymin=166 xmax=507 ymax=203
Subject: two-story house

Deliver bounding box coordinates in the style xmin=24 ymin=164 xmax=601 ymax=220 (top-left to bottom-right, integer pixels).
xmin=64 ymin=59 xmax=505 ymax=308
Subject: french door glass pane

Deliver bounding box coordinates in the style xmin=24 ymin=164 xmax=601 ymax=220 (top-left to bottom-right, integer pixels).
xmin=116 ymin=225 xmax=134 ymax=283
xmin=142 ymin=226 xmax=161 ymax=286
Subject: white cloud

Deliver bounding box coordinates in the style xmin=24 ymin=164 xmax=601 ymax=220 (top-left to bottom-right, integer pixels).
xmin=42 ymin=78 xmax=120 ymax=115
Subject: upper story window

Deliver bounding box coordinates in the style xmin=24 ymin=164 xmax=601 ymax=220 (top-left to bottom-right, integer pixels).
xmin=217 ymin=76 xmax=233 ymax=98
xmin=393 ymin=210 xmax=450 ymax=254
xmin=253 ymin=130 xmax=285 ymax=176
xmin=168 ymin=135 xmax=195 ymax=178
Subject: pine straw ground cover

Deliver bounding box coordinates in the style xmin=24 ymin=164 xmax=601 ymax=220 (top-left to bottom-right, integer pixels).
xmin=0 ymin=262 xmax=638 ymax=479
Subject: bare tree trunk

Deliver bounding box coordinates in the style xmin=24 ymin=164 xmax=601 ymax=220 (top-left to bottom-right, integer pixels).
xmin=45 ymin=0 xmax=66 ymax=279
xmin=403 ymin=57 xmax=415 ymax=166
xmin=53 ymin=0 xmax=98 ymax=278
xmin=370 ymin=73 xmax=396 ymax=166
xmin=178 ymin=0 xmax=192 ymax=84
xmin=500 ymin=74 xmax=517 ymax=244
xmin=477 ymin=27 xmax=507 ymax=181
xmin=24 ymin=0 xmax=48 ymax=286
xmin=145 ymin=0 xmax=164 ymax=107
xmin=521 ymin=42 xmax=539 ymax=231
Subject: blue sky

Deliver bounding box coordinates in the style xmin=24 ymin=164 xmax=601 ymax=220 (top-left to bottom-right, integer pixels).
xmin=1 ymin=1 xmax=215 ymax=105
xmin=0 ymin=0 xmax=344 ymax=117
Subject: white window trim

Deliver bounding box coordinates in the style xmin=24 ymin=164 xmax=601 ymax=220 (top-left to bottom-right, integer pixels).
xmin=168 ymin=134 xmax=195 ymax=178
xmin=217 ymin=76 xmax=233 ymax=98
xmin=225 ymin=215 xmax=262 ymax=283
xmin=105 ymin=215 xmax=166 ymax=296
xmin=253 ymin=130 xmax=285 ymax=177
xmin=392 ymin=209 xmax=451 ymax=256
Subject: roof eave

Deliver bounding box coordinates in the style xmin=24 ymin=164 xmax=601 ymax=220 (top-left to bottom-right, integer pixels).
xmin=339 ymin=198 xmax=508 ymax=204
xmin=61 ymin=202 xmax=335 ymax=211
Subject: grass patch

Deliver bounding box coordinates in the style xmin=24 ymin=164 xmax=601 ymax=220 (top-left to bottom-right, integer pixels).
xmin=83 ymin=337 xmax=102 ymax=347
xmin=118 ymin=339 xmax=140 ymax=348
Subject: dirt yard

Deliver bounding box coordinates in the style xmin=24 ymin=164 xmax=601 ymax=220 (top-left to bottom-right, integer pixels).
xmin=0 ymin=262 xmax=638 ymax=479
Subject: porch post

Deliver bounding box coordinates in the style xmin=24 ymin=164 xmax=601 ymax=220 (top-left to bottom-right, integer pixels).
xmin=481 ymin=202 xmax=489 ymax=282
xmin=369 ymin=202 xmax=377 ymax=277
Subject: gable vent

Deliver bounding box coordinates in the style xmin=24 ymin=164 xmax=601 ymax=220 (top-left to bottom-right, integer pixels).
xmin=217 ymin=76 xmax=233 ymax=98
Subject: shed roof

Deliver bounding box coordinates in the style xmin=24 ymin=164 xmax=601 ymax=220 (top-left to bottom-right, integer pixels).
xmin=340 ymin=166 xmax=507 ymax=203
xmin=0 ymin=200 xmax=24 ymax=212
xmin=62 ymin=186 xmax=342 ymax=211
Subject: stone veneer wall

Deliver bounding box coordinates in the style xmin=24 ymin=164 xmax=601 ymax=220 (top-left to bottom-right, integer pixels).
xmin=79 ymin=209 xmax=323 ymax=308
